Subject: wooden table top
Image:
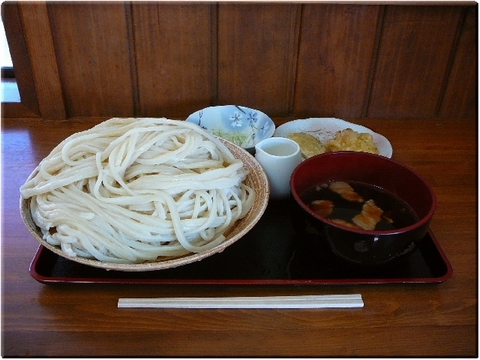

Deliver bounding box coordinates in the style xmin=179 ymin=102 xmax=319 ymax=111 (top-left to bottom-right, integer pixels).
xmin=2 ymin=117 xmax=477 ymax=357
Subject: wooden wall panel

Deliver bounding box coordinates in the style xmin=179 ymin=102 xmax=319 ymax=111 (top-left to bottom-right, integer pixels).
xmin=295 ymin=4 xmax=381 ymax=119
xmin=2 ymin=2 xmax=477 ymax=120
xmin=18 ymin=2 xmax=65 ymax=119
xmin=217 ymin=3 xmax=300 ymax=117
xmin=131 ymin=3 xmax=215 ymax=118
xmin=2 ymin=3 xmax=40 ymax=117
xmin=47 ymin=3 xmax=134 ymax=117
xmin=367 ymin=6 xmax=463 ymax=118
xmin=439 ymin=6 xmax=477 ymax=119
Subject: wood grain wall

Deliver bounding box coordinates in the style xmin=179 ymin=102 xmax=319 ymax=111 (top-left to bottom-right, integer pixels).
xmin=2 ymin=1 xmax=477 ymax=120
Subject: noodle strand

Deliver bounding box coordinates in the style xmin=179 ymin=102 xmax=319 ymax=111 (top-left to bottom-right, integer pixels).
xmin=20 ymin=118 xmax=255 ymax=264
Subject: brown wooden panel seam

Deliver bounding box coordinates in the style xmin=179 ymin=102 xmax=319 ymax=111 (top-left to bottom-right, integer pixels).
xmin=124 ymin=2 xmax=140 ymax=117
xmin=287 ymin=4 xmax=302 ymax=117
xmin=434 ymin=6 xmax=468 ymax=117
xmin=362 ymin=5 xmax=386 ymax=118
xmin=210 ymin=3 xmax=219 ymax=106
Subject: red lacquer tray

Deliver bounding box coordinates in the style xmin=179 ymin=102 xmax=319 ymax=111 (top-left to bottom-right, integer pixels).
xmin=29 ymin=199 xmax=452 ymax=285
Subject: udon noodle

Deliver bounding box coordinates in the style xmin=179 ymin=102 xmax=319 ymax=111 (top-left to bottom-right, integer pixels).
xmin=20 ymin=118 xmax=255 ymax=264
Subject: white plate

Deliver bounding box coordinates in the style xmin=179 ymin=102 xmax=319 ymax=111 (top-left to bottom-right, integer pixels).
xmin=274 ymin=118 xmax=392 ymax=158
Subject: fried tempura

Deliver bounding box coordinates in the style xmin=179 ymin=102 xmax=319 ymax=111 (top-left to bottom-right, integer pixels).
xmin=287 ymin=132 xmax=326 ymax=158
xmin=309 ymin=199 xmax=334 ymax=217
xmin=325 ymin=128 xmax=379 ymax=154
xmin=330 ymin=218 xmax=360 ymax=229
xmin=328 ymin=181 xmax=364 ymax=202
xmin=352 ymin=199 xmax=383 ymax=230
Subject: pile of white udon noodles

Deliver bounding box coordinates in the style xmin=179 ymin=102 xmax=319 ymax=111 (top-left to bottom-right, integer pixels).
xmin=20 ymin=118 xmax=256 ymax=264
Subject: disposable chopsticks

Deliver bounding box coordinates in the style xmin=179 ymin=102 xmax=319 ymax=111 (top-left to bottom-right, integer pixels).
xmin=118 ymin=294 xmax=364 ymax=309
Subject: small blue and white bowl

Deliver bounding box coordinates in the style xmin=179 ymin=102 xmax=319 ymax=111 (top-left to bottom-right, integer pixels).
xmin=186 ymin=105 xmax=275 ymax=153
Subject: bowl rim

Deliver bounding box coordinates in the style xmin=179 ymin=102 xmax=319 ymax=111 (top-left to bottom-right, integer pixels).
xmin=186 ymin=104 xmax=276 ymax=150
xmin=290 ymin=151 xmax=437 ymax=235
xmin=20 ymin=139 xmax=270 ymax=272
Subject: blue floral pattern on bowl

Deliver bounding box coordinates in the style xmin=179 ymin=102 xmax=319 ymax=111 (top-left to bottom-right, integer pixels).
xmin=186 ymin=105 xmax=275 ymax=150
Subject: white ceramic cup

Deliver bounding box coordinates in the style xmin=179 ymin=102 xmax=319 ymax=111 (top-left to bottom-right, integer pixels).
xmin=255 ymin=137 xmax=302 ymax=199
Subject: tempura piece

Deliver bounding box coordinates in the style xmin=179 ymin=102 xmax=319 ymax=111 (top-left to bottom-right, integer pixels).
xmin=325 ymin=128 xmax=379 ymax=154
xmin=309 ymin=199 xmax=334 ymax=217
xmin=330 ymin=219 xmax=360 ymax=229
xmin=352 ymin=199 xmax=383 ymax=230
xmin=287 ymin=132 xmax=326 ymax=158
xmin=382 ymin=212 xmax=394 ymax=224
xmin=328 ymin=181 xmax=364 ymax=202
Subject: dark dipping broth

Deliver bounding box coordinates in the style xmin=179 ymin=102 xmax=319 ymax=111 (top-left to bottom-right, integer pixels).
xmin=301 ymin=180 xmax=419 ymax=231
